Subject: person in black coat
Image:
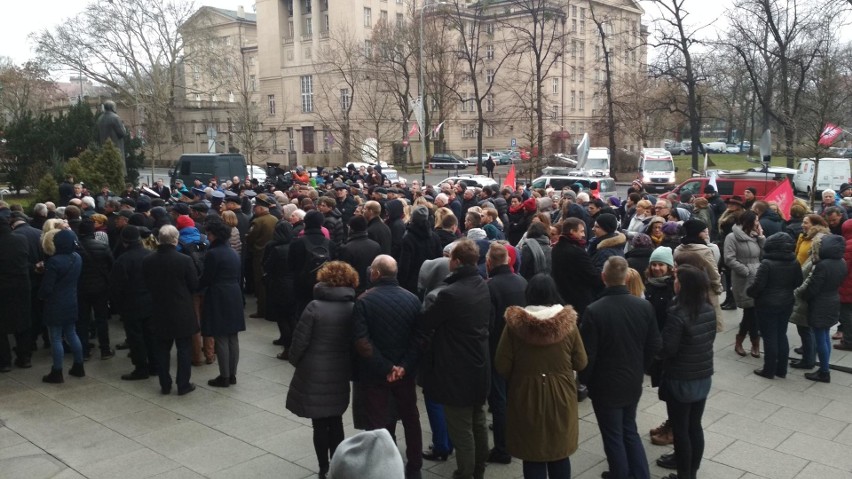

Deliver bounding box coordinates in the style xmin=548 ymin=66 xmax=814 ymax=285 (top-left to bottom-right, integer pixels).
xmin=263 ymin=221 xmax=296 ymax=354
xmin=338 ymin=216 xmax=382 ymax=296
xmin=9 ymin=212 xmax=42 ymax=367
xmin=747 ymin=232 xmax=804 ymax=379
xmin=289 ymin=211 xmax=337 ymax=319
xmin=421 ymin=238 xmax=492 ymax=479
xmin=365 ymin=200 xmax=392 ymax=255
xmin=200 ymin=218 xmax=246 ymax=387
xmin=286 ymin=262 xmax=358 ymax=477
xmin=352 ymin=255 xmax=424 ymax=477
xmin=110 ymin=226 xmax=157 ymax=380
xmin=386 ymin=199 xmax=406 ymax=260
xmin=76 ymin=219 xmax=115 ymax=360
xmin=625 ymin=233 xmax=654 ymax=282
xmin=579 ymin=256 xmax=661 ymax=479
xmin=398 ymin=206 xmax=442 ymax=295
xmin=0 ymin=212 xmax=31 ymax=372
xmin=318 ymin=196 xmax=347 ymax=248
xmin=485 ymin=242 xmax=527 ymax=464
xmin=656 ymin=264 xmax=716 ymax=479
xmin=551 ymin=218 xmax=603 ymax=317
xmin=142 ymin=225 xmax=200 ymax=396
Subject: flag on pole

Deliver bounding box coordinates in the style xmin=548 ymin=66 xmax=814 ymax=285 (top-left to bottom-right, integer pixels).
xmin=432 ymin=121 xmax=445 ymax=137
xmin=818 ymin=123 xmax=843 ymax=147
xmin=504 ymin=164 xmax=516 ymax=190
xmin=763 ymin=179 xmax=794 ymax=221
xmin=408 ymin=123 xmax=419 ymax=139
xmin=708 ymin=170 xmax=718 ymax=192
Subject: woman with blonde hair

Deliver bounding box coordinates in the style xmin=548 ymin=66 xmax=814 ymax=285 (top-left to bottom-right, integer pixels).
xmin=626 ymin=268 xmax=645 ymax=297
xmin=90 ymin=214 xmax=110 ymax=245
xmin=221 ymin=210 xmax=242 ymax=255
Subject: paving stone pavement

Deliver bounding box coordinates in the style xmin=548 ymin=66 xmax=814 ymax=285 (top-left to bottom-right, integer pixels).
xmin=2 ymin=299 xmax=852 ymax=479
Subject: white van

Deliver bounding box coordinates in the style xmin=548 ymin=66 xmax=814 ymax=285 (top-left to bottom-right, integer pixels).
xmin=585 ymin=147 xmax=611 ymax=177
xmin=638 ymin=149 xmax=677 ymax=193
xmin=703 ymin=142 xmax=727 ymax=153
xmin=793 ymin=158 xmax=851 ymax=195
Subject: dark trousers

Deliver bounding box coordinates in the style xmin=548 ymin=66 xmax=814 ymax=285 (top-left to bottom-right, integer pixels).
xmin=666 ymin=398 xmax=707 ymax=479
xmin=444 ymin=404 xmax=489 ymax=479
xmin=840 ymin=304 xmax=852 ymax=347
xmin=311 ymin=416 xmax=344 ymax=473
xmin=757 ymin=307 xmax=792 ymax=377
xmin=77 ymin=291 xmax=110 ymax=355
xmin=488 ymin=367 xmax=508 ymax=454
xmin=796 ymin=325 xmax=815 ymax=366
xmin=522 ymin=456 xmax=571 ymax=479
xmin=123 ymin=316 xmax=158 ymax=374
xmin=156 ymin=336 xmax=192 ymax=392
xmin=0 ymin=330 xmax=31 ymax=367
xmin=364 ymin=376 xmax=423 ymax=472
xmin=592 ymin=401 xmax=649 ymax=479
xmin=738 ymin=306 xmax=759 ymax=341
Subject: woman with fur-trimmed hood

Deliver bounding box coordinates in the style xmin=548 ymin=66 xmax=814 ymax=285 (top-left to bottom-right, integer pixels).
xmin=495 ymin=274 xmax=587 ymax=476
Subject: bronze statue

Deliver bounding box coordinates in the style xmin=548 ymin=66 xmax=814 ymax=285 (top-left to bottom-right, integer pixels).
xmin=97 ymin=100 xmax=127 ymax=176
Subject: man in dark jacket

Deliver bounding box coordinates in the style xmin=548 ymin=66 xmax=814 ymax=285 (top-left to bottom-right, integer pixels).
xmin=386 ymin=199 xmax=406 ymax=260
xmin=11 ymin=212 xmax=42 ymax=366
xmin=588 ymin=213 xmax=627 ymax=273
xmin=365 ymin=200 xmax=392 ymax=255
xmin=318 ymin=196 xmax=346 ymax=247
xmin=398 ymin=206 xmax=442 ymax=294
xmin=579 ymin=256 xmax=661 ymax=479
xmin=353 ymin=255 xmax=424 ymax=478
xmin=143 ymin=225 xmax=200 ymax=396
xmin=421 ymin=238 xmax=492 ymax=479
xmin=485 ymin=242 xmax=527 ymax=464
xmin=76 ymin=219 xmax=115 ymax=360
xmin=338 ymin=216 xmax=381 ymax=296
xmin=0 ymin=210 xmax=31 ymax=372
xmin=110 ymin=226 xmax=157 ymax=380
xmin=752 ymin=200 xmax=784 ymax=237
xmin=334 ymin=182 xmax=359 ymax=224
xmin=59 ymin=175 xmax=75 ymax=206
xmin=552 ymin=218 xmax=603 ymax=317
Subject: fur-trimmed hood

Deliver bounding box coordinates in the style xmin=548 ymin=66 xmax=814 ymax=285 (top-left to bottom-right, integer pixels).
xmin=504 ymin=304 xmax=577 ymax=345
xmin=596 ymin=231 xmax=627 ymax=250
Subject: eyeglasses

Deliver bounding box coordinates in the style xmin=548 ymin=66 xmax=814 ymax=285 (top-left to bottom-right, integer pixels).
xmin=655 ymin=206 xmax=667 ymax=210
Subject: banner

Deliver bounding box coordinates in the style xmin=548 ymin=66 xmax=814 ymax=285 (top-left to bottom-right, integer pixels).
xmin=407 ymin=122 xmax=419 ymax=139
xmin=818 ymin=123 xmax=842 ymax=147
xmin=504 ymin=164 xmax=516 ymax=190
xmin=409 ymin=96 xmax=424 ymax=138
xmin=432 ymin=121 xmax=445 ymax=137
xmin=763 ymin=179 xmax=794 ymax=221
xmin=708 ymin=170 xmax=718 ymax=192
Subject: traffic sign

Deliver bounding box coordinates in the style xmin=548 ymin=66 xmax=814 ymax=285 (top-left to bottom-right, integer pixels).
xmin=511 ymin=138 xmax=517 ymax=147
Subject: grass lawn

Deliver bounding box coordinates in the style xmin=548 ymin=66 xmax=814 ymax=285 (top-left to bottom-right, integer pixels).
xmin=671 ymin=153 xmax=793 ymax=183
xmin=0 ymin=193 xmax=37 ymax=212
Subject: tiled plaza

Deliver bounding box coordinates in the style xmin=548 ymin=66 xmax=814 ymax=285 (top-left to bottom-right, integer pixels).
xmin=2 ymin=303 xmax=851 ymax=479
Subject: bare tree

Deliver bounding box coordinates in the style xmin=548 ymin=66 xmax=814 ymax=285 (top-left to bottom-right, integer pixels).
xmin=498 ymin=0 xmax=567 ymax=164
xmin=0 ymin=58 xmax=57 ymax=125
xmin=588 ymin=3 xmax=619 ymax=176
xmin=32 ymin=0 xmax=205 ymax=167
xmin=357 ymin=77 xmax=400 ymax=164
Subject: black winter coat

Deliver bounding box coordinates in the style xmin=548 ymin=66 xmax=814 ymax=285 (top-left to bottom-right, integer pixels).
xmin=746 ymin=232 xmax=804 ymax=311
xmin=786 ymin=219 xmax=804 ymax=240
xmin=353 ymin=279 xmax=422 ymax=383
xmin=658 ymin=302 xmax=716 ymax=381
xmin=323 ymin=208 xmax=346 ymax=247
xmin=435 ymin=228 xmax=459 ymax=247
xmin=386 ymin=199 xmax=406 ymax=260
xmin=551 ymin=237 xmax=603 ymax=317
xmin=421 ymin=265 xmax=492 ymax=407
xmin=77 ymin=235 xmax=114 ymax=295
xmin=759 ymin=210 xmax=785 ymax=237
xmin=262 ymin=222 xmax=295 ymax=320
xmin=200 ymin=240 xmax=245 ymax=337
xmin=109 ymin=243 xmax=153 ymax=320
xmin=286 ymin=284 xmax=355 ymax=419
xmin=0 ymin=224 xmax=30 ymax=334
xmin=803 ymin=234 xmax=847 ymax=329
xmin=486 ymin=265 xmax=527 ymax=358
xmin=645 ymin=276 xmax=675 ymax=332
xmin=626 ymin=247 xmax=653 ymax=282
xmin=367 ymin=216 xmax=392 ymax=255
xmin=398 ymin=218 xmax=442 ymax=294
xmin=579 ymin=286 xmax=661 ymax=409
xmin=288 ymin=228 xmax=337 ymax=302
xmin=142 ymin=245 xmax=199 ymax=339
xmin=338 ymin=231 xmax=381 ymax=295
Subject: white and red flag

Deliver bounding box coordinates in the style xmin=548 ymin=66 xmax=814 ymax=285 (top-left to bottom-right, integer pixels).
xmin=764 ymin=179 xmax=794 ymax=221
xmin=818 ymin=123 xmax=842 ymax=147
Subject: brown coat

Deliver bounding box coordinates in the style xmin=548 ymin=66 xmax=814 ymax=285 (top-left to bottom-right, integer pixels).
xmin=495 ymin=305 xmax=588 ymax=462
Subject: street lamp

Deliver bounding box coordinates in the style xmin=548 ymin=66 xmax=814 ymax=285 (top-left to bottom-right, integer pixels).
xmin=419 ymin=0 xmax=446 ymax=184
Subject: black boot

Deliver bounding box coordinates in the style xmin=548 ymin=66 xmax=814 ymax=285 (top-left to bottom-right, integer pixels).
xmin=42 ymin=368 xmax=64 ymax=383
xmin=68 ymin=362 xmax=86 ymax=378
xmin=805 ymin=370 xmax=830 ymax=383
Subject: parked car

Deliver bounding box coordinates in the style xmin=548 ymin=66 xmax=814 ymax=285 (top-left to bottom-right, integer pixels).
xmin=726 ymin=144 xmax=740 ymax=154
xmin=703 ymin=141 xmax=727 ymax=153
xmin=530 ymin=174 xmax=616 ymax=199
xmin=667 ymin=141 xmax=692 ymax=156
xmin=436 ymin=175 xmax=498 ymax=190
xmin=429 ymin=153 xmax=468 ymax=169
xmin=464 ymin=154 xmax=490 ymax=167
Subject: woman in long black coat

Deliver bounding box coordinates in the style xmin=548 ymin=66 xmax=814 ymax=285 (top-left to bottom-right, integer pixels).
xmin=286 ymin=261 xmax=358 ymax=478
xmin=201 ymin=217 xmax=245 ymax=387
xmin=263 ymin=221 xmax=296 ymax=357
xmin=398 ymin=205 xmax=442 ymax=294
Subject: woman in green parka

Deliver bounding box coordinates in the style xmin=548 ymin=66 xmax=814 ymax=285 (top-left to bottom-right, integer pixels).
xmin=495 ymin=273 xmax=588 ymax=478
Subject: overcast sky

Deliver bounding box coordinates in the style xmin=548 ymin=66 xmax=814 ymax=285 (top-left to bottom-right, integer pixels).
xmin=1 ymin=0 xmax=848 ymax=76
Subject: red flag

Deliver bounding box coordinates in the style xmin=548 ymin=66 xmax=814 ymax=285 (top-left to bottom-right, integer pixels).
xmin=504 ymin=164 xmax=516 ymax=190
xmin=763 ymin=179 xmax=794 ymax=221
xmin=818 ymin=123 xmax=842 ymax=147
xmin=408 ymin=123 xmax=419 ymax=139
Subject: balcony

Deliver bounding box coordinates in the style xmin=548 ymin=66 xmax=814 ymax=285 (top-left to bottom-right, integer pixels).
xmin=283 ymin=34 xmax=294 ymax=44
xmin=320 ymin=29 xmax=329 ymax=39
xmin=301 ymin=33 xmax=313 ymax=41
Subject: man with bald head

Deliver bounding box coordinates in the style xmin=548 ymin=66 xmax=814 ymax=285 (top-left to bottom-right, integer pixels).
xmin=353 ymin=254 xmax=424 ymax=478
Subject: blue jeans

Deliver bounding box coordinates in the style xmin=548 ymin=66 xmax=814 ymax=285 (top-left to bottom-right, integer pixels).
xmin=522 ymin=456 xmax=571 ymax=479
xmin=757 ymin=306 xmax=792 ymax=377
xmin=796 ymin=325 xmax=815 ymax=366
xmin=488 ymin=367 xmax=507 ymax=454
xmin=425 ymin=397 xmax=453 ymax=454
xmin=592 ymin=401 xmax=649 ymax=479
xmin=49 ymin=324 xmax=83 ymax=370
xmin=814 ymin=327 xmax=831 ymax=373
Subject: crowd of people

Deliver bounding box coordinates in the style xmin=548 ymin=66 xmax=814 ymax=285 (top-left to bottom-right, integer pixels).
xmin=1 ymin=166 xmax=850 ymax=479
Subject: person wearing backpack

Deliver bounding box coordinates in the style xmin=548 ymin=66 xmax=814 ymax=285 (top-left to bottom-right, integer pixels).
xmin=289 ymin=210 xmax=337 ymax=321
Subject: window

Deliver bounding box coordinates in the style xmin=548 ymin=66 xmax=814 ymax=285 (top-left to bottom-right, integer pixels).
xmin=552 ymin=77 xmax=559 ymax=94
xmin=486 ymin=44 xmax=494 ymax=60
xmin=288 ymin=128 xmax=295 ymax=151
xmin=580 ymin=18 xmax=585 ymax=32
xmin=303 ymin=0 xmax=311 ymax=13
xmin=192 ymin=65 xmax=200 ymax=82
xmin=286 ymin=0 xmax=294 ymax=16
xmin=570 ymin=121 xmax=576 ymax=133
xmin=228 ymin=91 xmax=235 ymax=102
xmin=571 ymin=19 xmax=577 ymax=32
xmin=485 ymin=22 xmax=494 ymax=35
xmin=579 ymin=42 xmax=585 ymax=59
xmin=304 ymin=17 xmax=312 ymax=35
xmin=364 ymin=8 xmax=372 ymax=27
xmin=578 ymin=91 xmax=585 ymax=110
xmin=469 ymin=93 xmax=477 ymax=113
xmin=571 ymin=5 xmax=577 ymax=17
xmin=551 ymin=105 xmax=558 ymax=120
xmin=460 ymin=96 xmax=467 ymax=112
xmin=431 ymin=97 xmax=438 ymax=112
xmin=364 ymin=40 xmax=372 ymax=57
xmin=288 ymin=20 xmax=294 ymax=38
xmin=268 ymin=94 xmax=276 ymax=116
xmin=380 ymin=10 xmax=388 ymax=24
xmin=578 ymin=66 xmax=585 ymax=80
xmin=570 ymin=67 xmax=576 ymax=81
xmin=571 ymin=40 xmax=577 ymax=58
xmin=249 ymin=75 xmax=257 ymax=91
xmin=570 ymin=91 xmax=575 ymax=110
xmin=396 ymin=13 xmax=404 ymax=27
xmin=302 ymin=126 xmax=315 ymax=153
xmin=224 ymin=36 xmax=232 ymax=46
xmin=486 ymin=69 xmax=494 ymax=84
xmin=271 ymin=129 xmax=278 ymax=151
xmin=486 ymin=124 xmax=494 ymax=138
xmin=340 ymin=88 xmax=351 ymax=111
xmin=580 ymin=8 xmax=586 ymax=19
xmin=300 ymin=75 xmax=313 ymax=112
xmin=468 ymin=21 xmax=475 ymax=36
xmin=486 ymin=94 xmax=494 ymax=112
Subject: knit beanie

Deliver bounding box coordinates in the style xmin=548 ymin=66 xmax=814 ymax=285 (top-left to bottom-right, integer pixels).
xmin=328 ymin=429 xmax=405 ymax=479
xmin=467 ymin=228 xmax=487 ymax=241
xmin=304 ymin=210 xmax=325 ymax=230
xmin=682 ymin=219 xmax=707 ymax=240
xmin=121 ymin=225 xmax=141 ymax=243
xmin=595 ymin=213 xmax=618 ymax=234
xmin=176 ymin=215 xmax=194 ymax=230
xmin=523 ymin=197 xmax=537 ymax=214
xmin=649 ymin=246 xmax=674 ymax=268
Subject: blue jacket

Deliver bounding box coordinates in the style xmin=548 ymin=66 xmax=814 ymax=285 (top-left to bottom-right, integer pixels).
xmin=177 ymin=226 xmax=207 ymax=251
xmin=39 ymin=230 xmax=82 ymax=326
